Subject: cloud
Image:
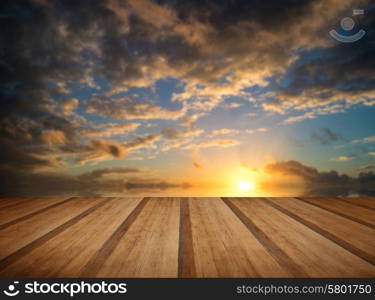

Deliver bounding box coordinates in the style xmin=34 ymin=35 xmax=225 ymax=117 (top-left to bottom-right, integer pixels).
xmin=124 ymin=180 xmax=191 ymax=191
xmin=193 ymin=162 xmax=203 ymax=169
xmin=358 ymin=164 xmax=375 ymax=171
xmin=283 ymin=112 xmax=316 ymax=124
xmin=222 ymin=102 xmax=242 ymax=109
xmin=2 ymin=0 xmax=374 ymax=125
xmin=211 ymin=128 xmax=239 ymax=137
xmin=0 ymin=0 xmax=374 ymax=196
xmin=60 ymin=98 xmax=79 ymax=114
xmin=78 ymin=167 xmax=143 ymax=180
xmin=265 ymin=160 xmax=375 ymax=196
xmin=202 ymin=127 xmax=266 ymax=138
xmin=265 ymin=160 xmax=351 ymax=184
xmin=0 ymin=166 xmax=190 ymax=197
xmin=245 ymin=128 xmax=268 ymax=134
xmin=352 ymin=136 xmax=375 ymax=144
xmin=85 ymin=96 xmax=186 ymax=121
xmin=71 ymin=132 xmax=163 ymax=166
xmin=161 ymin=126 xmax=203 ymax=140
xmin=124 ymin=133 xmax=161 ymax=151
xmin=311 ymin=128 xmax=344 ymax=145
xmin=180 ymin=113 xmax=204 ymax=127
xmin=184 ymin=138 xmax=240 ymax=151
xmin=159 ymin=124 xmax=205 ymax=152
xmin=32 ymin=0 xmax=49 ymax=6
xmin=0 ymin=138 xmax=57 ymax=171
xmin=40 ymin=130 xmax=67 ymax=147
xmin=289 ymin=137 xmax=304 ymax=148
xmin=90 ymin=140 xmax=127 ymax=158
xmin=358 ymin=171 xmax=375 ymax=184
xmin=75 ymin=139 xmax=127 ymax=165
xmin=330 ymin=155 xmax=356 ymax=162
xmin=82 ymin=122 xmax=140 ymax=138
xmin=2 ymin=0 xmax=373 ymax=117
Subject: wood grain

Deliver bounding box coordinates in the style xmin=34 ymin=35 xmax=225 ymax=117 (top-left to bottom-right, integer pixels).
xmin=189 ymin=198 xmax=290 ymax=277
xmin=0 ymin=197 xmax=74 ymax=229
xmin=266 ymin=198 xmax=375 ymax=265
xmin=178 ymin=198 xmax=196 ymax=277
xmin=298 ymin=197 xmax=375 ymax=228
xmin=0 ymin=197 xmax=143 ymax=277
xmin=0 ymin=199 xmax=109 ymax=275
xmin=92 ymin=198 xmax=180 ymax=277
xmin=229 ymin=198 xmax=375 ymax=277
xmin=81 ymin=197 xmax=149 ymax=277
xmin=339 ymin=197 xmax=375 ymax=210
xmin=223 ymin=198 xmax=307 ymax=277
xmin=0 ymin=197 xmax=38 ymax=210
xmin=0 ymin=197 xmax=106 ymax=261
xmin=0 ymin=197 xmax=374 ymax=278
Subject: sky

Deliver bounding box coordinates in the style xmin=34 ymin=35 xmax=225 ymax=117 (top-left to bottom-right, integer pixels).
xmin=0 ymin=0 xmax=375 ymax=197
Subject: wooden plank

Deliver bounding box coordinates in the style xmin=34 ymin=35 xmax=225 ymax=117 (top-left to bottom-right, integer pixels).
xmin=0 ymin=197 xmax=38 ymax=210
xmin=0 ymin=197 xmax=143 ymax=277
xmin=0 ymin=196 xmax=373 ymax=278
xmin=188 ymin=198 xmax=290 ymax=277
xmin=298 ymin=197 xmax=375 ymax=228
xmin=0 ymin=197 xmax=107 ymax=261
xmin=339 ymin=197 xmax=375 ymax=210
xmin=88 ymin=197 xmax=180 ymax=277
xmin=223 ymin=198 xmax=307 ymax=277
xmin=228 ymin=198 xmax=375 ymax=277
xmin=266 ymin=197 xmax=375 ymax=265
xmin=81 ymin=197 xmax=149 ymax=277
xmin=0 ymin=199 xmax=108 ymax=276
xmin=178 ymin=198 xmax=196 ymax=277
xmin=0 ymin=197 xmax=73 ymax=229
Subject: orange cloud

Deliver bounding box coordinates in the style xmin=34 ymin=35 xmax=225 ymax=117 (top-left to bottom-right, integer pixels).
xmin=193 ymin=162 xmax=203 ymax=169
xmin=184 ymin=138 xmax=240 ymax=150
xmin=40 ymin=130 xmax=67 ymax=146
xmin=211 ymin=128 xmax=239 ymax=136
xmin=60 ymin=98 xmax=79 ymax=114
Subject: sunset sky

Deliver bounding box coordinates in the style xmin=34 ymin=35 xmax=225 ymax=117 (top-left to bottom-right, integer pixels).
xmin=0 ymin=0 xmax=375 ymax=197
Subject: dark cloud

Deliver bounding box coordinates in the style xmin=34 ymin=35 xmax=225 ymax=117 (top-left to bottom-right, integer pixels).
xmin=359 ymin=164 xmax=375 ymax=171
xmin=0 ymin=138 xmax=57 ymax=171
xmin=265 ymin=160 xmax=351 ymax=184
xmin=85 ymin=96 xmax=186 ymax=120
xmin=1 ymin=0 xmax=372 ymax=135
xmin=0 ymin=0 xmax=374 ymax=196
xmin=161 ymin=126 xmax=203 ymax=140
xmin=2 ymin=0 xmax=371 ymax=128
xmin=263 ymin=6 xmax=375 ymax=114
xmin=0 ymin=166 xmax=190 ymax=197
xmin=81 ymin=122 xmax=140 ymax=138
xmin=72 ymin=139 xmax=128 ymax=166
xmin=124 ymin=133 xmax=161 ymax=150
xmin=78 ymin=167 xmax=142 ymax=180
xmin=124 ymin=180 xmax=191 ymax=191
xmin=193 ymin=162 xmax=203 ymax=169
xmin=288 ymin=137 xmax=304 ymax=148
xmin=358 ymin=171 xmax=375 ymax=183
xmin=265 ymin=160 xmax=375 ymax=196
xmin=311 ymin=128 xmax=344 ymax=145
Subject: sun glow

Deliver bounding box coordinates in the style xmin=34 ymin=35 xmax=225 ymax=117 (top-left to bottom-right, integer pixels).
xmin=237 ymin=180 xmax=256 ymax=192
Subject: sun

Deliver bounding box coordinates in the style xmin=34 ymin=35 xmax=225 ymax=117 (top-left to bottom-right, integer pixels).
xmin=237 ymin=180 xmax=256 ymax=192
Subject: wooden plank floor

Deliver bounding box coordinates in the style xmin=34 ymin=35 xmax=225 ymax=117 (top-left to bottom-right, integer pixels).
xmin=0 ymin=197 xmax=374 ymax=278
